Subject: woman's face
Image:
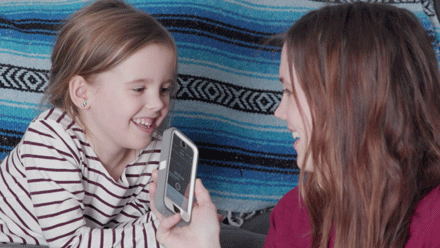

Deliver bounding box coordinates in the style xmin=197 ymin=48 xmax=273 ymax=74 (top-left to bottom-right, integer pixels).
xmin=274 ymin=45 xmax=313 ymax=172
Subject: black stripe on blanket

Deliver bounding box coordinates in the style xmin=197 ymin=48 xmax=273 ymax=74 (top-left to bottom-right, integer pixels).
xmin=0 ymin=18 xmax=60 ymax=35
xmin=0 ymin=129 xmax=23 ymax=153
xmin=0 ymin=15 xmax=281 ymax=51
xmin=198 ymin=145 xmax=298 ymax=173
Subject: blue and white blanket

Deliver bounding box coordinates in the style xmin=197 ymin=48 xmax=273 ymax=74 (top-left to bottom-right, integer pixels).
xmin=1 ymin=0 xmax=439 ymax=215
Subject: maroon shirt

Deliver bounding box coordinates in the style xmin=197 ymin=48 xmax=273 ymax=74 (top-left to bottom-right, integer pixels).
xmin=265 ymin=186 xmax=440 ymax=247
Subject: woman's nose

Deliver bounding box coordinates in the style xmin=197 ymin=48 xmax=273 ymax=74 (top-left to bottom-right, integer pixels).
xmin=274 ymin=96 xmax=287 ymax=121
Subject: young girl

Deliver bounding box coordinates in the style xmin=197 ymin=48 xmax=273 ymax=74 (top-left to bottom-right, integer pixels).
xmin=0 ymin=0 xmax=177 ymax=247
xmin=150 ymin=2 xmax=440 ymax=248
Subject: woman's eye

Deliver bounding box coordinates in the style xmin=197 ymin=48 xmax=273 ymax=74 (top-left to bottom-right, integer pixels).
xmin=282 ymin=89 xmax=291 ymax=95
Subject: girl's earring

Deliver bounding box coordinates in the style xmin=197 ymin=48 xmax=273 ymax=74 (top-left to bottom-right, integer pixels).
xmin=81 ymin=101 xmax=87 ymax=108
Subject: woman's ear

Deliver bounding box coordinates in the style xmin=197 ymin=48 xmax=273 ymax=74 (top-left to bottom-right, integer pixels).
xmin=69 ymin=75 xmax=90 ymax=109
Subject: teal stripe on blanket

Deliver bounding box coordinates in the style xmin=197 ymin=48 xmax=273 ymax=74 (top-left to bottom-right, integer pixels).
xmin=198 ymin=164 xmax=299 ymax=212
xmin=0 ymin=36 xmax=53 ymax=49
xmin=198 ymin=165 xmax=298 ymax=192
xmin=0 ymin=37 xmax=53 ymax=60
xmin=177 ymin=43 xmax=279 ymax=76
xmin=1 ymin=0 xmax=306 ymax=28
xmin=178 ymin=58 xmax=278 ymax=80
xmin=1 ymin=102 xmax=41 ymax=118
xmin=173 ymin=128 xmax=296 ymax=155
xmin=133 ymin=0 xmax=307 ymax=24
xmin=0 ymin=1 xmax=85 ymax=18
xmin=0 ymin=120 xmax=29 ymax=134
xmin=173 ymin=125 xmax=296 ymax=155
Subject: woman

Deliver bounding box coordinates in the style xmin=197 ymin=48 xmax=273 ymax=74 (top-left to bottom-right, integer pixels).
xmin=150 ymin=2 xmax=440 ymax=247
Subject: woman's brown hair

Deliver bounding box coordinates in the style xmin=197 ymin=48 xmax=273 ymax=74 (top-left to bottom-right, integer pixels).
xmin=42 ymin=0 xmax=177 ymax=124
xmin=284 ymin=2 xmax=440 ymax=247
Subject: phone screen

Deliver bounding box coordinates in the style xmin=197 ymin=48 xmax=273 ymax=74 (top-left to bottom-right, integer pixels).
xmin=166 ymin=134 xmax=193 ymax=212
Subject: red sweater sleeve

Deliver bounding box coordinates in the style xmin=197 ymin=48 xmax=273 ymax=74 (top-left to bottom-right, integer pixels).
xmin=264 ymin=187 xmax=312 ymax=248
xmin=406 ymin=186 xmax=440 ymax=247
xmin=265 ymin=185 xmax=440 ymax=248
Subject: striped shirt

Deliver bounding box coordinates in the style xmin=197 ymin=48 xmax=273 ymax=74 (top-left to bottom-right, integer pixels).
xmin=0 ymin=108 xmax=162 ymax=248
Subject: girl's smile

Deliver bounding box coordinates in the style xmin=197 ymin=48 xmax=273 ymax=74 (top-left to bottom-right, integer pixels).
xmin=76 ymin=43 xmax=176 ymax=168
xmin=132 ymin=117 xmax=156 ymax=134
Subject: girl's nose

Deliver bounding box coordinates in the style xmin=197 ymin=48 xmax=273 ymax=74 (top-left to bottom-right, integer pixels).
xmin=146 ymin=90 xmax=165 ymax=111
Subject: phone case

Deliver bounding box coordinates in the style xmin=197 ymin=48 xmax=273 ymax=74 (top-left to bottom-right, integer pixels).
xmin=154 ymin=127 xmax=197 ymax=226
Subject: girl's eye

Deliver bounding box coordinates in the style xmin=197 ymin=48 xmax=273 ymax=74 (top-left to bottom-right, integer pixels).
xmin=161 ymin=87 xmax=171 ymax=95
xmin=133 ymin=87 xmax=145 ymax=93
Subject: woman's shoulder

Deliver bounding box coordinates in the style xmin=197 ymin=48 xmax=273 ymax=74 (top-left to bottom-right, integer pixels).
xmin=274 ymin=186 xmax=303 ymax=211
xmin=406 ymin=185 xmax=440 ymax=247
xmin=271 ymin=186 xmax=310 ymax=229
xmin=413 ymin=185 xmax=440 ymax=218
xmin=265 ymin=186 xmax=312 ymax=248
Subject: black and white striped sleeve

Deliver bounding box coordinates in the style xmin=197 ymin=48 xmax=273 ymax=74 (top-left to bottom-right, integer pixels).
xmin=14 ymin=118 xmax=161 ymax=248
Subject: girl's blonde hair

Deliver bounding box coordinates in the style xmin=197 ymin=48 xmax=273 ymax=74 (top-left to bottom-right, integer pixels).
xmin=43 ymin=0 xmax=177 ymax=121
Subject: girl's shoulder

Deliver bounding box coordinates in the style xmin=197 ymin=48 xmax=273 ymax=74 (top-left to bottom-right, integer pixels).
xmin=22 ymin=107 xmax=88 ymax=162
xmin=30 ymin=107 xmax=87 ymax=143
xmin=31 ymin=108 xmax=77 ymax=131
xmin=27 ymin=108 xmax=81 ymax=140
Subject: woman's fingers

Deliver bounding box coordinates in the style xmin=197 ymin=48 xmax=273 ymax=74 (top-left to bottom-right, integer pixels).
xmin=149 ymin=170 xmax=165 ymax=221
xmin=217 ymin=214 xmax=224 ymax=223
xmin=156 ymin=213 xmax=183 ymax=245
xmin=193 ymin=179 xmax=213 ymax=205
xmin=154 ymin=177 xmax=222 ymax=248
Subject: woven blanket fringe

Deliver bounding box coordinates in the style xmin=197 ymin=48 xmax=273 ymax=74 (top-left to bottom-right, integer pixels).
xmin=224 ymin=208 xmax=273 ymax=227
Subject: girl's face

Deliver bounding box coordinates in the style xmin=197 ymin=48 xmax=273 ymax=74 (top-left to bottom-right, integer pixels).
xmin=275 ymin=45 xmax=313 ymax=172
xmin=84 ymin=43 xmax=175 ymax=153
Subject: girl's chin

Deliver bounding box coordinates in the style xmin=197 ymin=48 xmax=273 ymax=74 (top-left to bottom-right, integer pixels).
xmin=131 ymin=137 xmax=155 ymax=150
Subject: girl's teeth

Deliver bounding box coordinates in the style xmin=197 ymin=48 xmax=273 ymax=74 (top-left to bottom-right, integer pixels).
xmin=133 ymin=118 xmax=152 ymax=128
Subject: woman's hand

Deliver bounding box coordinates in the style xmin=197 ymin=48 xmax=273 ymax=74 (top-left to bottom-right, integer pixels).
xmin=149 ymin=170 xmax=222 ymax=248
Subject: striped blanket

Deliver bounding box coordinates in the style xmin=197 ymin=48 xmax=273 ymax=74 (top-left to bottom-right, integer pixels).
xmin=1 ymin=0 xmax=440 ymax=215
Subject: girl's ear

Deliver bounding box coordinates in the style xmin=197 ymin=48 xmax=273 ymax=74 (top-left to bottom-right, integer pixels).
xmin=69 ymin=75 xmax=90 ymax=109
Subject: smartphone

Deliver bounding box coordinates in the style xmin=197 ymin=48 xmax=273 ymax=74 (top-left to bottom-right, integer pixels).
xmin=154 ymin=127 xmax=198 ymax=225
